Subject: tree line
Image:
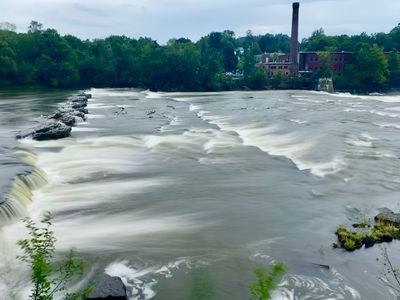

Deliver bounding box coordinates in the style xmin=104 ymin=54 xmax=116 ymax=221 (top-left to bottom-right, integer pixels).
xmin=0 ymin=21 xmax=399 ymax=91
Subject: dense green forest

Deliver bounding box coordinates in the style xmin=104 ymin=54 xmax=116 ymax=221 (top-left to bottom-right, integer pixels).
xmin=0 ymin=21 xmax=399 ymax=91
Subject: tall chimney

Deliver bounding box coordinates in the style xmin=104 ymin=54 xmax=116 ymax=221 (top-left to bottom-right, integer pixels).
xmin=290 ymin=2 xmax=300 ymax=74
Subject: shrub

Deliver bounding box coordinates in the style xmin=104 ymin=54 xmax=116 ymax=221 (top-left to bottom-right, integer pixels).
xmin=17 ymin=212 xmax=91 ymax=300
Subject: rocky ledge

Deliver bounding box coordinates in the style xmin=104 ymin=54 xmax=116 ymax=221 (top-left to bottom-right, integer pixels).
xmin=16 ymin=92 xmax=91 ymax=141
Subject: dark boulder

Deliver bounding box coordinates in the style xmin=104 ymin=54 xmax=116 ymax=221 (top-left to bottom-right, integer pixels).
xmin=55 ymin=114 xmax=76 ymax=126
xmin=50 ymin=110 xmax=66 ymax=119
xmin=86 ymin=274 xmax=127 ymax=300
xmin=78 ymin=92 xmax=92 ymax=99
xmin=65 ymin=110 xmax=86 ymax=120
xmin=17 ymin=120 xmax=71 ymax=141
xmin=50 ymin=109 xmax=86 ymax=124
xmin=32 ymin=122 xmax=71 ymax=141
xmin=375 ymin=208 xmax=400 ymax=226
xmin=71 ymin=101 xmax=88 ymax=109
xmin=59 ymin=104 xmax=88 ymax=115
xmin=70 ymin=96 xmax=89 ymax=103
xmin=79 ymin=108 xmax=89 ymax=114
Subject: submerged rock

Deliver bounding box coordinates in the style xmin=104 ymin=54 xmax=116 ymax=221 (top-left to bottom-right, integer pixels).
xmin=78 ymin=92 xmax=92 ymax=99
xmin=86 ymin=274 xmax=127 ymax=300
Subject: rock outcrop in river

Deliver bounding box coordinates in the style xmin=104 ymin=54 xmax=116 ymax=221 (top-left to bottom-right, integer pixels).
xmin=16 ymin=92 xmax=91 ymax=141
xmin=16 ymin=120 xmax=72 ymax=140
xmin=335 ymin=208 xmax=400 ymax=251
xmin=374 ymin=208 xmax=400 ymax=225
xmin=86 ymin=274 xmax=127 ymax=300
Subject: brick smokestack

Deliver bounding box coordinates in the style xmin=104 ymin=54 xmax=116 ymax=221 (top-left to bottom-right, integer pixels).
xmin=290 ymin=2 xmax=300 ymax=74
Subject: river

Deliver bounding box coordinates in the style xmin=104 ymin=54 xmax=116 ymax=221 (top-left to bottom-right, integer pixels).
xmin=1 ymin=88 xmax=400 ymax=299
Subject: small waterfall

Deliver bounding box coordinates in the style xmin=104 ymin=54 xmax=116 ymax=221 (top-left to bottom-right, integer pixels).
xmin=0 ymin=149 xmax=48 ymax=226
xmin=15 ymin=148 xmax=38 ymax=166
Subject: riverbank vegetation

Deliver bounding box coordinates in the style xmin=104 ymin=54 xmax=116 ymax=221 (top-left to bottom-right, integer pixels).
xmin=0 ymin=21 xmax=399 ymax=91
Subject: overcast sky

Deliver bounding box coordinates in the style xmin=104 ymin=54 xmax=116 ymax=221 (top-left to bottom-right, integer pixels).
xmin=1 ymin=0 xmax=399 ymax=43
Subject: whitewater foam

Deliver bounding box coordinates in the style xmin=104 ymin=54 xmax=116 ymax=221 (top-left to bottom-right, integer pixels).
xmin=289 ymin=119 xmax=308 ymax=125
xmin=105 ymin=257 xmax=206 ymax=300
xmin=189 ymin=104 xmax=344 ymax=177
xmin=87 ymin=114 xmax=105 ymax=119
xmin=373 ymin=122 xmax=400 ymax=129
xmin=51 ymin=212 xmax=199 ymax=251
xmin=143 ymin=90 xmax=165 ymax=99
xmin=274 ymin=270 xmax=361 ymax=300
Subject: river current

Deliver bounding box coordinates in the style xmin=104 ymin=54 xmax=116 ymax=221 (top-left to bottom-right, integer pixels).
xmin=1 ymin=89 xmax=400 ymax=299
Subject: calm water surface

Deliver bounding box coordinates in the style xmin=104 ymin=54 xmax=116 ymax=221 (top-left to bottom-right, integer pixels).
xmin=1 ymin=88 xmax=400 ymax=299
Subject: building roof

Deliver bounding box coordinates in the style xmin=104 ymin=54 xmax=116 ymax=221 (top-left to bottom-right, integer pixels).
xmin=263 ymin=62 xmax=292 ymax=65
xmin=299 ymin=51 xmax=354 ymax=54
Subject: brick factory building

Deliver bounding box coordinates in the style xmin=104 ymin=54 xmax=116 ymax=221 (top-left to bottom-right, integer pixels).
xmin=256 ymin=2 xmax=356 ymax=77
xmin=298 ymin=51 xmax=354 ymax=75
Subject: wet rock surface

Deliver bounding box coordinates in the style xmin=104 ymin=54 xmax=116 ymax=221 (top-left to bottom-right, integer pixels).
xmin=16 ymin=120 xmax=72 ymax=140
xmin=16 ymin=92 xmax=91 ymax=141
xmin=374 ymin=208 xmax=400 ymax=226
xmin=86 ymin=274 xmax=127 ymax=300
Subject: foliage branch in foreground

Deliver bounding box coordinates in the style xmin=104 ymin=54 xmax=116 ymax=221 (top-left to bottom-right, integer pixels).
xmin=17 ymin=211 xmax=91 ymax=300
xmin=250 ymin=262 xmax=286 ymax=300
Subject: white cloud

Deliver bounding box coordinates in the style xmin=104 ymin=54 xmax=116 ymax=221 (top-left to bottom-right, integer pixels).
xmin=0 ymin=0 xmax=399 ymax=43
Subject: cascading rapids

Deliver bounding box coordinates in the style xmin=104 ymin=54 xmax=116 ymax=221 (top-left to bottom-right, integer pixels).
xmin=0 ymin=148 xmax=48 ymax=226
